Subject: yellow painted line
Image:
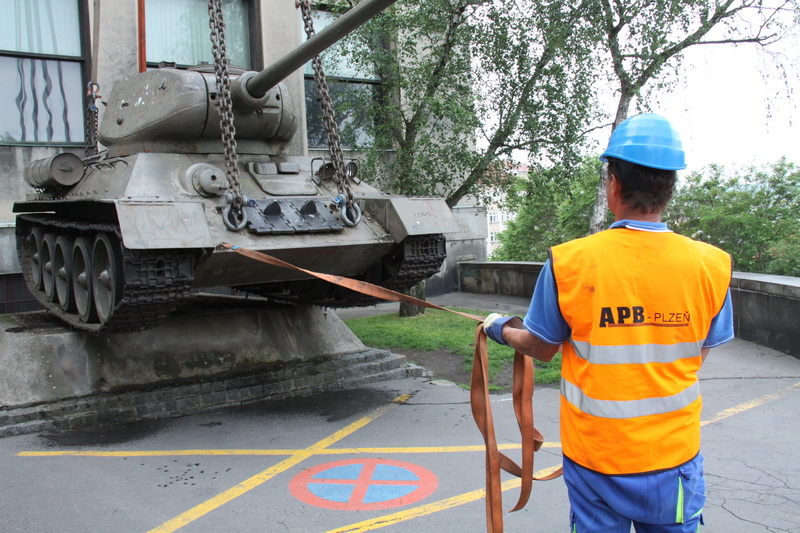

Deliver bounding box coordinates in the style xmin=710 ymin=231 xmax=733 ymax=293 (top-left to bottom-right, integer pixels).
xmin=327 ymin=443 xmax=561 ymax=454
xmin=17 ymin=442 xmax=561 ymax=458
xmin=327 ymin=465 xmax=563 ymax=533
xmin=327 ymin=382 xmax=800 ymax=533
xmin=701 ymin=380 xmax=800 ymax=426
xmin=18 ymin=382 xmax=800 ymax=532
xmin=147 ymin=394 xmax=409 ymax=533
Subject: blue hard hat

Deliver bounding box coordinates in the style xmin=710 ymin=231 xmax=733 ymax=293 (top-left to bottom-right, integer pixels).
xmin=600 ymin=113 xmax=686 ymax=170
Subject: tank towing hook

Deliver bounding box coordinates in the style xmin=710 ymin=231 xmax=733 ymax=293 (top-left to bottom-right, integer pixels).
xmin=222 ymin=193 xmax=249 ymax=232
xmin=333 ymin=195 xmax=363 ymax=227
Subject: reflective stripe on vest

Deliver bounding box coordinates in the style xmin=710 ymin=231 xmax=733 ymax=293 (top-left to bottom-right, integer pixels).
xmin=561 ymin=378 xmax=700 ymax=419
xmin=551 ymin=227 xmax=731 ymax=474
xmin=570 ymin=339 xmax=705 ymax=365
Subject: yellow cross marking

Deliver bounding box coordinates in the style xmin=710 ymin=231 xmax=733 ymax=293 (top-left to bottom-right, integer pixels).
xmin=326 ymin=466 xmax=563 ymax=533
xmin=147 ymin=393 xmax=410 ymax=533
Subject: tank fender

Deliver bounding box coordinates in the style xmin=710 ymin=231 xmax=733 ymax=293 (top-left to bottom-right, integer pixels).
xmin=363 ymin=197 xmax=459 ymax=243
xmin=116 ymin=200 xmax=215 ymax=249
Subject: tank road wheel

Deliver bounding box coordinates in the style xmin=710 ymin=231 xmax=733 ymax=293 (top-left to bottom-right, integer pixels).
xmin=41 ymin=233 xmax=57 ymax=302
xmin=72 ymin=236 xmax=97 ymax=323
xmin=92 ymin=232 xmax=123 ymax=324
xmin=28 ymin=227 xmax=45 ymax=290
xmin=53 ymin=236 xmax=76 ymax=311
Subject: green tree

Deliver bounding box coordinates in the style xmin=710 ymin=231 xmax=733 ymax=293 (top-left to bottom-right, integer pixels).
xmin=664 ymin=158 xmax=800 ymax=276
xmin=340 ymin=0 xmax=603 ymax=207
xmin=588 ymin=0 xmax=797 ymax=234
xmin=494 ymin=158 xmax=607 ymax=261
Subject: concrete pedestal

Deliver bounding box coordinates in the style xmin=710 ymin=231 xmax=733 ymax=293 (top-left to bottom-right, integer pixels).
xmin=0 ymin=301 xmax=414 ymax=436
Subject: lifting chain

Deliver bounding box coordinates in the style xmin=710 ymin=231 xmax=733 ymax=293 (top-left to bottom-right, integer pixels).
xmin=208 ymin=0 xmax=248 ymax=231
xmin=84 ymin=82 xmax=100 ymax=157
xmin=297 ymin=0 xmax=362 ymax=227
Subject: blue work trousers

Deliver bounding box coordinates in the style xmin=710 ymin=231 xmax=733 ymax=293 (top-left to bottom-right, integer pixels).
xmin=564 ymin=454 xmax=705 ymax=533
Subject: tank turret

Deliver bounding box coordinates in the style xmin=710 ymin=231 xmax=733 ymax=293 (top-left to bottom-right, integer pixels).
xmin=13 ymin=0 xmax=458 ymax=333
xmin=100 ymin=0 xmax=397 ymax=157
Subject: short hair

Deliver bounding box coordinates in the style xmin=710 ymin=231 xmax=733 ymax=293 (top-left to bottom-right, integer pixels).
xmin=605 ymin=158 xmax=677 ymax=214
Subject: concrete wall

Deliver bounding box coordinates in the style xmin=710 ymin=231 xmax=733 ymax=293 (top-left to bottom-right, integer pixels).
xmin=458 ymin=261 xmax=544 ymax=297
xmin=730 ymin=273 xmax=800 ymax=357
xmin=427 ymin=206 xmax=487 ymax=296
xmin=457 ymin=261 xmax=800 ymax=358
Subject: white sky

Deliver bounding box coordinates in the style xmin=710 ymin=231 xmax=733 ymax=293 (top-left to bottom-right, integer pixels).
xmin=643 ymin=39 xmax=799 ymax=173
xmin=503 ymin=26 xmax=800 ymax=175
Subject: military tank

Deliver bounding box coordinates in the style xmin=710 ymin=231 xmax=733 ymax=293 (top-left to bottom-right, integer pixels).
xmin=13 ymin=0 xmax=456 ymax=333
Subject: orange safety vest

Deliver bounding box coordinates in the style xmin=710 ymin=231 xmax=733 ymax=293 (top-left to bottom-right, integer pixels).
xmin=550 ymin=226 xmax=731 ymax=475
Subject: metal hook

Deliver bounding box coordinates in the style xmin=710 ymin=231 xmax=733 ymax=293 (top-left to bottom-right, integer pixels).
xmin=223 ymin=204 xmax=248 ymax=231
xmin=340 ymin=203 xmax=362 ymax=227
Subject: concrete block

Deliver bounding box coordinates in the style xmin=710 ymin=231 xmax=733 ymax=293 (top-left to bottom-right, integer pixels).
xmin=0 ymin=303 xmax=365 ymax=409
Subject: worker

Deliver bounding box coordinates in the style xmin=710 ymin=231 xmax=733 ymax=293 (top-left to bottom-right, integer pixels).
xmin=483 ymin=113 xmax=734 ymax=532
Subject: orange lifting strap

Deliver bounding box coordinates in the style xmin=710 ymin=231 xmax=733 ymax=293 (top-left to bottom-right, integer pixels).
xmin=222 ymin=243 xmax=562 ymax=532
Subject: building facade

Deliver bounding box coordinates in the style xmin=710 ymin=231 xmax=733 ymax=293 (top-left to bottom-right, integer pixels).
xmin=485 ymin=162 xmax=526 ymax=256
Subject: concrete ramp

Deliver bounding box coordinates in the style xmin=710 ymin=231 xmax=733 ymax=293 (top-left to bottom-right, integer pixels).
xmin=0 ymin=300 xmax=415 ymax=435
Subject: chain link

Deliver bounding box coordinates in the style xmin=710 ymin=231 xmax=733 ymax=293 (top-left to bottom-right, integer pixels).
xmin=208 ymin=0 xmax=247 ymax=231
xmin=84 ymin=82 xmax=100 ymax=157
xmin=297 ymin=0 xmax=357 ymax=214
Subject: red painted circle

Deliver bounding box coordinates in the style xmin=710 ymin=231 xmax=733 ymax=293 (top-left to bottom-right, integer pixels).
xmin=289 ymin=458 xmax=438 ymax=511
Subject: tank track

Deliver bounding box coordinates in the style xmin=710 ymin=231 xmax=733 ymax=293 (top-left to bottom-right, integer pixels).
xmin=16 ymin=214 xmax=196 ymax=334
xmin=237 ymin=233 xmax=447 ymax=308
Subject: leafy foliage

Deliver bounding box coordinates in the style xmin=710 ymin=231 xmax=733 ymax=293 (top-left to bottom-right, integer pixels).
xmin=497 ymin=157 xmax=800 ymax=277
xmin=664 ymin=158 xmax=800 ymax=276
xmin=338 ymin=0 xmax=603 ymax=206
xmin=493 ymin=158 xmax=609 ymax=261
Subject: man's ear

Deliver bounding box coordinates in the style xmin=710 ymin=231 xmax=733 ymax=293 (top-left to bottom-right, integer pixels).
xmin=608 ymin=173 xmax=622 ymax=196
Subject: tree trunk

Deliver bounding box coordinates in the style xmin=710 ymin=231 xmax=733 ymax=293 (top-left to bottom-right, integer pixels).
xmin=590 ymin=93 xmax=632 ymax=234
xmin=399 ymin=281 xmax=426 ymax=317
xmin=588 ymin=176 xmax=608 ymax=235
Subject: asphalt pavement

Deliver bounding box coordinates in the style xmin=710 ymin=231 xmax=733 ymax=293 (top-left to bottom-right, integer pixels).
xmin=0 ymin=292 xmax=798 ymax=533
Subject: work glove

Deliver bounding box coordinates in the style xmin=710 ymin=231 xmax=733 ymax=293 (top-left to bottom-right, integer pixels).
xmin=483 ymin=312 xmax=517 ymax=346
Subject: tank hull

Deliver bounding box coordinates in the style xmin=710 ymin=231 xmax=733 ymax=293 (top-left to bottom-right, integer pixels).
xmin=14 ymin=153 xmax=456 ymax=332
xmin=13 ymin=0 xmax=455 ymax=333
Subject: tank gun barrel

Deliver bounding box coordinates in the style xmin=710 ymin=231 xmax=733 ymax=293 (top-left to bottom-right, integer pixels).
xmin=245 ymin=0 xmax=398 ymax=98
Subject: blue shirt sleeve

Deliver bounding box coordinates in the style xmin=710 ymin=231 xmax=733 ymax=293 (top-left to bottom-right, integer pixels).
xmin=703 ymin=289 xmax=734 ymax=348
xmin=522 ymin=259 xmax=570 ymax=345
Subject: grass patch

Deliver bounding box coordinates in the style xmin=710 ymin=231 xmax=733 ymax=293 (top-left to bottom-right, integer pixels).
xmin=343 ymin=307 xmax=561 ymax=385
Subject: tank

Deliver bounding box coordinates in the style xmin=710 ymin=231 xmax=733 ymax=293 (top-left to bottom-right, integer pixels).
xmin=13 ymin=0 xmax=457 ymax=333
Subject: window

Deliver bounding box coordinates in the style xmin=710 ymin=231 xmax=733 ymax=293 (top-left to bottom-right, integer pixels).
xmin=304 ymin=6 xmax=381 ymax=148
xmin=488 ymin=212 xmax=499 ymax=224
xmin=145 ymin=0 xmax=257 ymax=69
xmin=0 ymin=0 xmax=87 ymax=145
xmin=489 ymin=232 xmax=498 ymax=243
